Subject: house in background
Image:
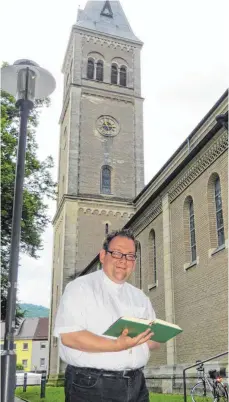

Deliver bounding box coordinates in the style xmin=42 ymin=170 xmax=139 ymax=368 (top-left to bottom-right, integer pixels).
xmin=14 ymin=318 xmax=38 ymax=371
xmin=31 ymin=317 xmax=49 ymax=372
xmin=0 ymin=317 xmax=49 ymax=372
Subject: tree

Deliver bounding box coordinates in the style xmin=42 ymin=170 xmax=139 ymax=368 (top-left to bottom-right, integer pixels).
xmin=1 ymin=88 xmax=56 ymax=324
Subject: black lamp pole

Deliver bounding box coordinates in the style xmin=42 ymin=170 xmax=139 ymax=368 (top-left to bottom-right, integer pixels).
xmin=1 ymin=59 xmax=55 ymax=402
xmin=1 ymin=69 xmax=34 ymax=402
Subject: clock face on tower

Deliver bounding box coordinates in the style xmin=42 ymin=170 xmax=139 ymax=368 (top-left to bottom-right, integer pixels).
xmin=96 ymin=115 xmax=119 ymax=136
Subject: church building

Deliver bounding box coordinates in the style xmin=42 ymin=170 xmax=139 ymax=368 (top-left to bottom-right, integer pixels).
xmin=48 ymin=0 xmax=228 ymax=384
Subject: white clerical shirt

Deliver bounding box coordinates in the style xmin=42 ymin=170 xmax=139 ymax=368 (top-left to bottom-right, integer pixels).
xmin=54 ymin=269 xmax=156 ymax=370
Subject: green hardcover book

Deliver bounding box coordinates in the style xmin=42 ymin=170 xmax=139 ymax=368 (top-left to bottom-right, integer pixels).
xmin=103 ymin=317 xmax=183 ymax=343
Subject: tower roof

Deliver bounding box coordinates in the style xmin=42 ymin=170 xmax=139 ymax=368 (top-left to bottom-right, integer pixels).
xmin=75 ymin=1 xmax=142 ymax=44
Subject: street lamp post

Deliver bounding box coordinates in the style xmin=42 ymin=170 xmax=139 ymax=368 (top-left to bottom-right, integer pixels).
xmin=1 ymin=59 xmax=55 ymax=402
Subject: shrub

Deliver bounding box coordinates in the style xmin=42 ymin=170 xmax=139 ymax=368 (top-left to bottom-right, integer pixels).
xmin=16 ymin=363 xmax=24 ymax=370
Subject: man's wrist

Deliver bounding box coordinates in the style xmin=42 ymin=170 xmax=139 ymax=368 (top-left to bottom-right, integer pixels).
xmin=112 ymin=338 xmax=121 ymax=352
xmin=112 ymin=338 xmax=130 ymax=352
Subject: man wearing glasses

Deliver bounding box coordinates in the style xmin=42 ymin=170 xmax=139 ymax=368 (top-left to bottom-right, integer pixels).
xmin=54 ymin=229 xmax=160 ymax=402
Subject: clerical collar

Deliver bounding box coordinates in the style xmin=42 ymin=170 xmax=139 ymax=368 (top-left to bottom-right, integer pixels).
xmin=102 ymin=269 xmax=125 ymax=291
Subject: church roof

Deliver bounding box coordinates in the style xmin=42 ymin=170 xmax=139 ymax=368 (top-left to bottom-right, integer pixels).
xmin=75 ymin=1 xmax=142 ymax=44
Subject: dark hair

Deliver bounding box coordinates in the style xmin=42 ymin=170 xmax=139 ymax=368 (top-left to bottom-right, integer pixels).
xmin=103 ymin=229 xmax=137 ymax=252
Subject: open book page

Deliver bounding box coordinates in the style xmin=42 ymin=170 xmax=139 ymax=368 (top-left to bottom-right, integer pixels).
xmin=151 ymin=318 xmax=181 ymax=330
xmin=122 ymin=317 xmax=181 ymax=330
xmin=122 ymin=316 xmax=153 ymax=325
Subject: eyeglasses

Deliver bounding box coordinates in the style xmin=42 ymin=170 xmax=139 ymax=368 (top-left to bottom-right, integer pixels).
xmin=107 ymin=250 xmax=137 ymax=261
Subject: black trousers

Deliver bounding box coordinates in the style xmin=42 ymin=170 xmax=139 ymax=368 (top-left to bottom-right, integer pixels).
xmin=65 ymin=365 xmax=149 ymax=402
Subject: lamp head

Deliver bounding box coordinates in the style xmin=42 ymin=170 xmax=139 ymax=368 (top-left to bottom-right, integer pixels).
xmin=1 ymin=59 xmax=55 ymax=103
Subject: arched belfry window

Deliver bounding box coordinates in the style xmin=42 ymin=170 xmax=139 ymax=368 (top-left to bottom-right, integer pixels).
xmin=96 ymin=60 xmax=104 ymax=81
xmin=87 ymin=58 xmax=94 ymax=79
xmin=111 ymin=64 xmax=118 ymax=84
xmin=120 ymin=65 xmax=127 ymax=86
xmin=214 ymin=177 xmax=225 ymax=246
xmin=101 ymin=166 xmax=111 ymax=194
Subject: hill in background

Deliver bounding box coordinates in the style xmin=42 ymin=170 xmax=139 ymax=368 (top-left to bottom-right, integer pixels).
xmin=20 ymin=303 xmax=49 ymax=318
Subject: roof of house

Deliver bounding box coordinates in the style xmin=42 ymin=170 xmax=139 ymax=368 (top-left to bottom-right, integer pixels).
xmin=15 ymin=318 xmax=39 ymax=339
xmin=0 ymin=317 xmax=49 ymax=340
xmin=33 ymin=317 xmax=49 ymax=340
xmin=75 ymin=1 xmax=141 ymax=43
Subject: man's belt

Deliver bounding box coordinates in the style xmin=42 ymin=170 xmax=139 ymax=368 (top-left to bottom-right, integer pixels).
xmin=68 ymin=365 xmax=144 ymax=379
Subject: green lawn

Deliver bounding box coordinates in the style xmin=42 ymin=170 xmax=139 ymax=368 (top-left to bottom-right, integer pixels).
xmin=15 ymin=386 xmax=64 ymax=402
xmin=15 ymin=386 xmax=208 ymax=401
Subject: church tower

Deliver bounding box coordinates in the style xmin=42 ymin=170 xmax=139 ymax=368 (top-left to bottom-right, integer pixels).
xmin=49 ymin=0 xmax=144 ymax=377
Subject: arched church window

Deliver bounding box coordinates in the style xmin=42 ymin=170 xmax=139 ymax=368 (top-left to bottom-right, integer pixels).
xmin=189 ymin=199 xmax=197 ymax=262
xmin=135 ymin=241 xmax=142 ymax=289
xmin=101 ymin=166 xmax=111 ymax=194
xmin=111 ymin=64 xmax=118 ymax=84
xmin=149 ymin=230 xmax=157 ymax=284
xmin=120 ymin=65 xmax=127 ymax=86
xmin=184 ymin=196 xmax=197 ymax=264
xmin=96 ymin=60 xmax=104 ymax=81
xmin=214 ymin=177 xmax=224 ymax=246
xmin=87 ymin=58 xmax=94 ymax=79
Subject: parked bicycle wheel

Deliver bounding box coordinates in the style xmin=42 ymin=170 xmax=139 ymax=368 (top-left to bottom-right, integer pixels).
xmin=215 ymin=382 xmax=228 ymax=401
xmin=191 ymin=381 xmax=215 ymax=401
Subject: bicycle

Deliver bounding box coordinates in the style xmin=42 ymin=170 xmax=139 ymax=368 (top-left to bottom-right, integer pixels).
xmin=190 ymin=361 xmax=228 ymax=401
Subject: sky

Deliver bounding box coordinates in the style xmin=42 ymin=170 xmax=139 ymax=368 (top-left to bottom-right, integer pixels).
xmin=1 ymin=0 xmax=228 ymax=308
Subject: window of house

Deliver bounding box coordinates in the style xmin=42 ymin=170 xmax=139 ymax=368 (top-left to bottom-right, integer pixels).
xmin=111 ymin=64 xmax=118 ymax=84
xmin=105 ymin=223 xmax=109 ymax=235
xmin=87 ymin=58 xmax=94 ymax=79
xmin=120 ymin=65 xmax=127 ymax=86
xmin=22 ymin=360 xmax=28 ymax=368
xmin=40 ymin=358 xmax=45 ymax=367
xmin=23 ymin=343 xmax=28 ymax=350
xmin=101 ymin=166 xmax=111 ymax=194
xmin=215 ymin=177 xmax=225 ymax=246
xmin=189 ymin=199 xmax=197 ymax=262
xmin=96 ymin=60 xmax=104 ymax=81
xmin=40 ymin=342 xmax=46 ymax=349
